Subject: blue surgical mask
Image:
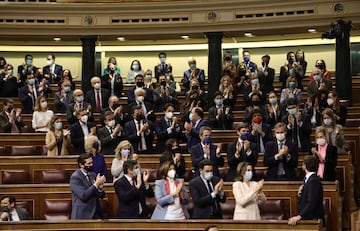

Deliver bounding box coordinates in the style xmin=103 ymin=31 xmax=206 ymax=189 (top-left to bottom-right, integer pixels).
xmin=26 ymin=59 xmax=33 ymax=66
xmin=203 ymin=172 xmax=213 ymax=181
xmin=244 ymin=56 xmax=250 ymax=63
xmin=203 ymin=136 xmax=211 ymax=144
xmin=288 ymin=58 xmax=295 ymax=64
xmin=323 ymin=118 xmax=332 ymax=126
xmin=64 ymin=86 xmax=71 ymax=93
xmin=240 ymin=133 xmax=249 ymax=141
xmin=244 ymin=171 xmax=253 ymax=181
xmin=145 ymin=75 xmax=152 ymax=80
xmin=28 ymin=78 xmax=35 ymax=85
xmin=121 ymin=149 xmax=130 ymax=157
xmin=160 ymin=57 xmax=166 ymax=63
xmin=132 ymin=64 xmax=139 ymax=71
xmin=215 ymin=99 xmax=223 ymax=106
xmin=314 ymin=75 xmax=321 ymax=81
xmin=55 ymin=122 xmax=62 ymax=130
xmin=76 ymin=96 xmax=84 ymax=103
xmin=133 ymin=168 xmax=140 ymax=177
xmin=269 ymin=98 xmax=277 ymax=105
xmin=289 ymin=82 xmax=296 ymax=88
xmin=287 ymin=108 xmax=297 ymax=115
xmin=251 ymin=79 xmax=259 ymax=85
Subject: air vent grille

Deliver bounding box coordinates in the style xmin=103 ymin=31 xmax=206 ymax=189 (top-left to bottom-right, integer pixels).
xmin=236 ymin=9 xmax=314 ymax=19
xmin=112 ymin=17 xmax=189 ymax=25
xmin=0 ymin=18 xmax=65 ymax=24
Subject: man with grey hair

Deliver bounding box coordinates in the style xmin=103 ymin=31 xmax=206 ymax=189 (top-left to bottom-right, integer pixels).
xmin=182 ymin=56 xmax=205 ymax=92
xmin=85 ymin=76 xmax=110 ymax=113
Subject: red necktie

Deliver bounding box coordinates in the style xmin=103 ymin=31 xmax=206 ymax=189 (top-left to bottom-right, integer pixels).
xmin=96 ymin=90 xmax=101 ymax=112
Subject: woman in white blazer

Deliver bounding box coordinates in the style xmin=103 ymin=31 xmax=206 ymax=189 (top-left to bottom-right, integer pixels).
xmin=232 ymin=162 xmax=266 ymax=220
xmin=151 ymin=161 xmax=189 ymax=220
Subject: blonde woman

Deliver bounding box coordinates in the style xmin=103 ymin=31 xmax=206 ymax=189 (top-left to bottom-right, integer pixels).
xmin=219 ymin=75 xmax=237 ymax=109
xmin=45 ymin=115 xmax=71 ymax=156
xmin=85 ymin=135 xmax=108 ymax=178
xmin=111 ymin=140 xmax=138 ymax=183
xmin=32 ymin=95 xmax=54 ymax=132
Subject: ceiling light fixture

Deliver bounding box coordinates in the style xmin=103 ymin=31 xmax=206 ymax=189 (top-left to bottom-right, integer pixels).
xmin=308 ymin=28 xmax=317 ymax=33
xmin=244 ymin=32 xmax=254 ymax=37
xmin=117 ymin=37 xmax=125 ymax=41
xmin=53 ymin=37 xmax=61 ymax=41
xmin=181 ymin=35 xmax=190 ymax=39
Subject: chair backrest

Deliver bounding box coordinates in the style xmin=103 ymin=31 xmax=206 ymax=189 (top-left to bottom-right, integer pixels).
xmin=16 ymin=201 xmax=33 ymax=219
xmin=99 ymin=198 xmax=114 ymax=219
xmin=323 ymin=199 xmax=331 ymax=231
xmin=143 ymin=169 xmax=158 ymax=183
xmin=44 ymin=199 xmax=72 ymax=220
xmin=219 ymin=198 xmax=235 ymax=219
xmin=41 ymin=170 xmax=68 ymax=184
xmin=0 ymin=146 xmax=5 ymax=155
xmin=218 ymin=167 xmax=229 ymax=180
xmin=183 ymin=168 xmax=193 ymax=182
xmin=2 ymin=170 xmax=31 ymax=184
xmin=255 ymin=168 xmax=267 ymax=180
xmin=11 ymin=145 xmax=36 ymax=156
xmin=259 ymin=199 xmax=285 ymax=220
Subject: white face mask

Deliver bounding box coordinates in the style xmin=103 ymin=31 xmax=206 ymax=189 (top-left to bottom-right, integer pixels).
xmin=327 ymin=98 xmax=334 ymax=106
xmin=107 ymin=120 xmax=115 ymax=128
xmin=244 ymin=171 xmax=253 ymax=181
xmin=316 ymin=138 xmax=326 ymax=146
xmin=94 ymin=83 xmax=101 ymax=90
xmin=165 ymin=112 xmax=173 ymax=120
xmin=47 ymin=60 xmax=53 ymax=66
xmin=203 ymin=172 xmax=213 ymax=181
xmin=40 ymin=102 xmax=48 ymax=109
xmin=167 ymin=169 xmax=176 ymax=179
xmin=80 ymin=115 xmax=88 ymax=123
xmin=137 ymin=96 xmax=144 ymax=102
xmin=275 ymin=133 xmax=285 ymax=141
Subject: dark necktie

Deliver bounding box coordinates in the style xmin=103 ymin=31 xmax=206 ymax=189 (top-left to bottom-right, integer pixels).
xmin=241 ymin=142 xmax=246 ymax=159
xmin=277 ymin=142 xmax=285 ymax=176
xmin=138 ymin=121 xmax=143 ymax=150
xmin=167 ymin=119 xmax=171 ymax=127
xmin=86 ymin=173 xmax=93 ymax=185
xmin=303 ymin=176 xmax=307 ymax=186
xmin=207 ymin=180 xmax=213 ymax=193
xmin=9 ymin=213 xmax=13 ymax=221
xmin=96 ymin=90 xmax=101 ymax=112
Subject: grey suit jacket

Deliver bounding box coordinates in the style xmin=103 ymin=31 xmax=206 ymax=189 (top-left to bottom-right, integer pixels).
xmin=0 ymin=207 xmax=32 ymax=221
xmin=70 ymin=169 xmax=105 ymax=219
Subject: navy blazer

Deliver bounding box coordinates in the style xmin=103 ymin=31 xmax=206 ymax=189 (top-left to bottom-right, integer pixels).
xmin=85 ymin=88 xmax=110 ymax=113
xmin=182 ymin=68 xmax=205 ymax=92
xmin=114 ymin=175 xmax=154 ymax=218
xmin=263 ymin=139 xmax=298 ymax=180
xmin=54 ymin=90 xmax=74 ymax=113
xmin=43 ymin=64 xmax=63 ymax=83
xmin=97 ymin=126 xmax=122 ymax=156
xmin=311 ymin=144 xmax=337 ymax=181
xmin=70 ymin=169 xmax=105 ymax=219
xmin=187 ymin=119 xmax=210 ymax=152
xmin=155 ymin=117 xmax=184 ymax=153
xmin=18 ymin=84 xmax=40 ymax=114
xmin=101 ymin=73 xmax=123 ymax=98
xmin=282 ymin=113 xmax=312 ymax=152
xmin=127 ymin=87 xmax=153 ymax=105
xmin=154 ymin=63 xmax=172 ymax=82
xmin=69 ymin=121 xmax=96 ymax=154
xmin=226 ymin=139 xmax=258 ymax=181
xmin=298 ymin=174 xmax=325 ymax=222
xmin=124 ymin=119 xmax=154 ymax=153
xmin=189 ymin=175 xmax=226 ymax=219
xmin=247 ymin=122 xmax=273 ymax=152
xmin=66 ymin=101 xmax=93 ymax=125
xmin=208 ymin=106 xmax=234 ymax=130
xmin=190 ymin=143 xmax=224 ymax=178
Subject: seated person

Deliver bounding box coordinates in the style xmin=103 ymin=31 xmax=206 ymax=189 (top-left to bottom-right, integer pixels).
xmin=153 ymin=74 xmax=178 ymax=112
xmin=127 ymin=74 xmax=153 ymax=105
xmin=281 ymin=98 xmax=311 ymax=152
xmin=247 ymin=108 xmax=273 ymax=153
xmin=325 ymin=91 xmax=347 ymax=126
xmin=190 ymin=126 xmax=224 ymax=178
xmin=126 ymin=59 xmax=143 ymax=84
xmin=226 ymin=122 xmax=258 ymax=182
xmin=0 ymin=195 xmax=32 ymax=221
xmin=208 ymin=91 xmax=234 ymax=130
xmin=218 ymin=75 xmax=237 ymax=109
xmin=0 ymin=99 xmax=24 ymax=133
xmin=159 ymin=139 xmax=186 ymax=178
xmin=54 ymin=79 xmax=73 ymax=113
xmin=182 ymin=57 xmax=205 ymax=92
xmin=155 ymin=103 xmax=184 ymax=153
xmin=263 ymin=122 xmax=298 ymax=180
xmin=124 ymin=105 xmax=154 ymax=154
xmin=85 ymin=76 xmax=110 ymax=113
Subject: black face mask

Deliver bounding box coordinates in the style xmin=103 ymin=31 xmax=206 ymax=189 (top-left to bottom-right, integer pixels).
xmin=136 ymin=114 xmax=145 ymax=121
xmin=316 ymin=64 xmax=324 ymax=70
xmin=112 ymin=103 xmax=120 ymax=110
xmin=84 ymin=165 xmax=93 ymax=172
xmin=192 ymin=85 xmax=199 ymax=91
xmin=7 ymin=107 xmax=13 ymax=113
xmin=160 ymin=81 xmax=166 ymax=86
xmin=251 ymin=101 xmax=260 ymax=106
xmin=239 ymin=69 xmax=246 ymax=76
xmin=92 ymin=142 xmax=100 ymax=150
xmin=136 ymin=82 xmax=144 ymax=88
xmin=172 ymin=148 xmax=181 ymax=154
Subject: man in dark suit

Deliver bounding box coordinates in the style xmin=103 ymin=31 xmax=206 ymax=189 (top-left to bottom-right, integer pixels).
xmin=43 ymin=54 xmax=63 ymax=84
xmin=154 ymin=52 xmax=172 ymax=82
xmin=282 ymin=98 xmax=311 ymax=152
xmin=100 ymin=95 xmax=127 ymax=127
xmin=184 ymin=107 xmax=210 ymax=152
xmin=69 ymin=108 xmax=96 ymax=154
xmin=67 ymin=89 xmax=93 ymax=124
xmin=0 ymin=195 xmax=32 ymax=221
xmin=0 ymin=99 xmax=25 ymax=133
xmin=247 ymin=109 xmax=273 ymax=153
xmin=124 ymin=105 xmax=154 ymax=154
xmin=307 ymin=68 xmax=333 ymax=99
xmin=114 ymin=159 xmax=154 ymax=218
xmin=257 ymin=54 xmax=275 ymax=96
xmin=17 ymin=54 xmax=38 ymax=85
xmin=127 ymin=74 xmax=153 ymax=105
xmin=264 ymin=122 xmax=298 ymax=180
xmin=153 ymin=74 xmax=178 ymax=112
xmin=70 ymin=153 xmax=106 ymax=219
xmin=128 ymin=87 xmax=156 ymax=122
xmin=182 ymin=57 xmax=205 ymax=92
xmin=155 ymin=103 xmax=184 ymax=153
xmin=190 ymin=126 xmax=224 ymax=178
xmin=208 ymin=91 xmax=234 ymax=130
xmin=98 ymin=111 xmax=123 ymax=155
xmin=288 ymin=155 xmax=324 ymax=225
xmin=54 ymin=79 xmax=73 ymax=113
xmin=85 ymin=76 xmax=110 ymax=113
xmin=189 ymin=159 xmax=226 ymax=219
xmin=226 ymin=122 xmax=258 ymax=182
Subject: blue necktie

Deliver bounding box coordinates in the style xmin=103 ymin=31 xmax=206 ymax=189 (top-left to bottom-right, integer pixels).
xmin=9 ymin=213 xmax=13 ymax=221
xmin=303 ymin=176 xmax=307 ymax=185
